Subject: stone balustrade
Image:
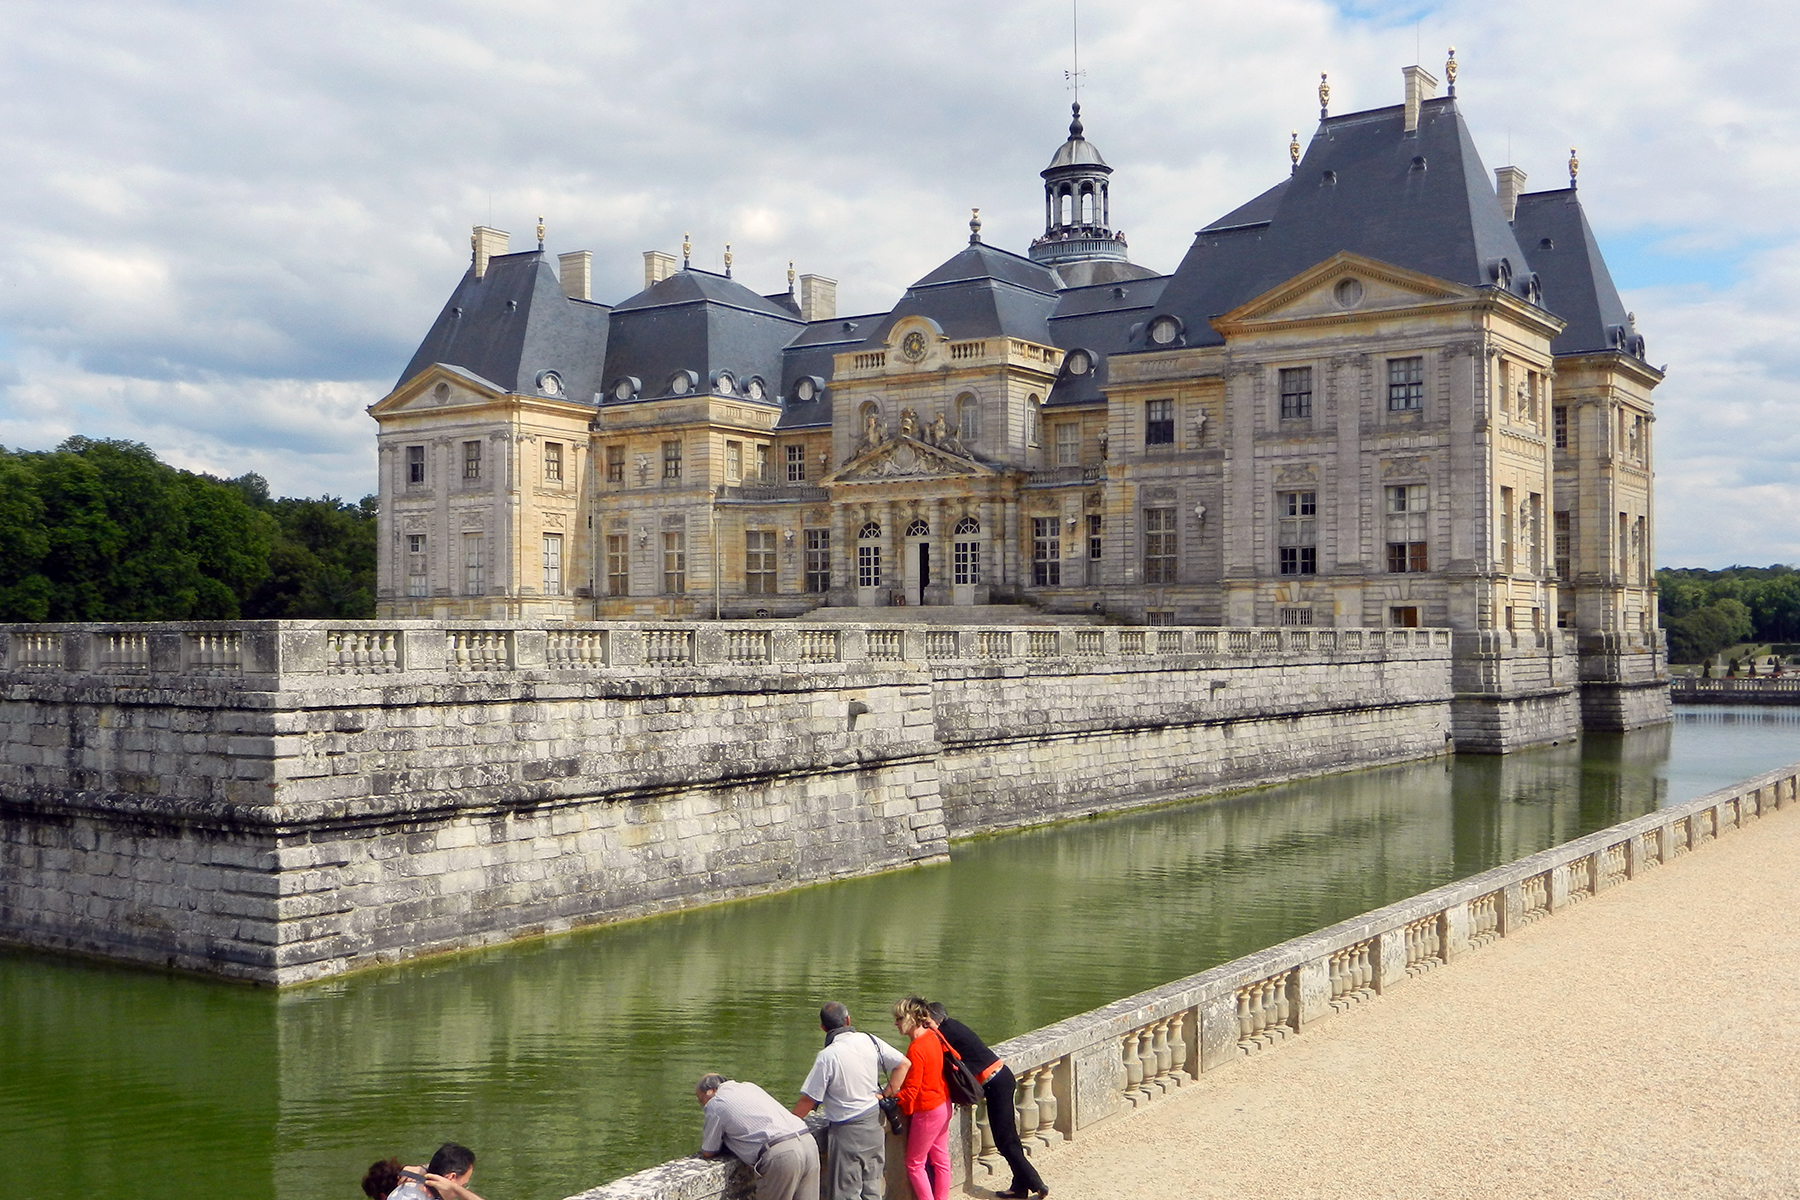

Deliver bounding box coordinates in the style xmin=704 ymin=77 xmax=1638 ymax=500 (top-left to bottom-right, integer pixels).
xmin=565 ymin=759 xmax=1799 ymax=1200
xmin=0 ymin=620 xmax=1450 ymax=687
xmin=1671 ymin=676 xmax=1800 ymax=705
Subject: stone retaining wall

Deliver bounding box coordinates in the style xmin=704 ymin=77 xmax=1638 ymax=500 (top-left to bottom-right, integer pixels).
xmin=566 ymin=759 xmax=1800 ymax=1200
xmin=1 ymin=620 xmax=1455 ymax=983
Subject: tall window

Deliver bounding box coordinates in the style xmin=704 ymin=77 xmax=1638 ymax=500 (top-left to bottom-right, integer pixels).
xmin=1553 ymin=406 xmax=1569 ymax=449
xmin=463 ymin=440 xmax=482 ymax=482
xmin=543 ymin=442 xmax=563 ymax=483
xmin=606 ymin=444 xmax=625 ymax=483
xmin=754 ymin=444 xmax=770 ymax=483
xmin=1145 ymin=399 xmax=1174 ymax=446
xmin=726 ymin=441 xmax=742 ymax=481
xmin=606 ymin=533 xmax=629 ymax=596
xmin=1500 ymin=487 xmax=1516 ymax=573
xmin=406 ymin=533 xmax=428 ymax=596
xmin=662 ymin=440 xmax=682 ymax=481
xmin=953 ymin=517 xmax=981 ymax=585
xmin=1387 ymin=356 xmax=1424 ymax=411
xmin=1554 ymin=511 xmax=1572 ymax=580
xmin=462 ymin=533 xmax=484 ymax=596
xmin=406 ymin=445 xmax=426 ymax=486
xmin=745 ymin=531 xmax=776 ymax=594
xmin=786 ymin=444 xmax=806 ymax=482
xmin=1528 ymin=493 xmax=1543 ymax=574
xmin=1385 ymin=485 xmax=1429 ymax=573
xmin=1279 ymin=367 xmax=1313 ymax=420
xmin=1634 ymin=515 xmax=1647 ymax=586
xmin=1028 ymin=397 xmax=1042 ymax=447
xmin=805 ymin=529 xmax=831 ymax=592
xmin=1055 ymin=422 xmax=1080 ymax=466
xmin=857 ymin=521 xmax=882 ymax=588
xmin=1087 ymin=513 xmax=1103 ymax=561
xmin=541 ymin=533 xmax=563 ymax=595
xmin=957 ymin=393 xmax=979 ymax=441
xmin=663 ymin=530 xmax=686 ymax=593
xmin=1143 ymin=508 xmax=1177 ymax=583
xmin=1032 ymin=517 xmax=1061 ymax=586
xmin=1278 ymin=491 xmax=1317 ymax=575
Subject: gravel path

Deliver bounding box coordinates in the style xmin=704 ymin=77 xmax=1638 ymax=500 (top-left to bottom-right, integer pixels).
xmin=1026 ymin=806 xmax=1800 ymax=1200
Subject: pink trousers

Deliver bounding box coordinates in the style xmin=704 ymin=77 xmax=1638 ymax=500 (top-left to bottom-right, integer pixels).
xmin=904 ymin=1101 xmax=952 ymax=1200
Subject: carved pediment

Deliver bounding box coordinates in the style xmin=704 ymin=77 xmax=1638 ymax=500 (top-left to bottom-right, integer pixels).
xmin=369 ymin=364 xmax=507 ymax=417
xmin=1217 ymin=252 xmax=1476 ymax=329
xmin=827 ymin=436 xmax=993 ymax=484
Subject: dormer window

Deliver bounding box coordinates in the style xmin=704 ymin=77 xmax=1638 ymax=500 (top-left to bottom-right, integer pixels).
xmin=535 ymin=370 xmax=563 ymax=397
xmin=1065 ymin=349 xmax=1092 ymax=376
xmin=714 ymin=372 xmax=736 ymax=396
xmin=1149 ymin=316 xmax=1180 ymax=346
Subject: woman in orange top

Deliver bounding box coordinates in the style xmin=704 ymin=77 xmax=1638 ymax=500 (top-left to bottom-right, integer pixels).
xmin=886 ymin=996 xmax=952 ymax=1200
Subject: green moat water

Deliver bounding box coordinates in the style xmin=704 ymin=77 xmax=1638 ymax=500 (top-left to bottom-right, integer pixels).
xmin=4 ymin=707 xmax=1797 ymax=1200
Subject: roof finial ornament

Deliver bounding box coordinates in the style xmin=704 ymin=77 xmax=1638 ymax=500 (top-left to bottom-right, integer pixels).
xmin=787 ymin=260 xmax=796 ymax=294
xmin=1319 ymin=72 xmax=1331 ymax=120
xmin=536 ymin=215 xmax=545 ymax=250
xmin=969 ymin=207 xmax=982 ymax=245
xmin=723 ymin=243 xmax=733 ymax=278
xmin=1070 ymin=102 xmax=1084 ymax=139
xmin=1289 ymin=130 xmax=1300 ymax=174
xmin=682 ymin=232 xmax=691 ymax=269
xmin=1446 ymin=47 xmax=1457 ymax=97
xmin=1569 ymin=147 xmax=1580 ymax=189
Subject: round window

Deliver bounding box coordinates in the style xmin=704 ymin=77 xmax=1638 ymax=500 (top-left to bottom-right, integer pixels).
xmin=746 ymin=378 xmax=764 ymax=401
xmin=1149 ymin=317 xmax=1179 ymax=346
xmin=796 ymin=378 xmax=816 ymax=402
xmin=536 ymin=370 xmax=563 ymax=396
xmin=612 ymin=378 xmax=634 ymax=401
xmin=1066 ymin=350 xmax=1091 ymax=376
xmin=1334 ymin=278 xmax=1364 ymax=309
xmin=714 ymin=373 xmax=735 ymax=395
xmin=670 ymin=372 xmax=692 ymax=396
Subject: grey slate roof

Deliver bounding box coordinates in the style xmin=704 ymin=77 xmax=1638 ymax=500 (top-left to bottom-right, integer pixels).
xmin=775 ymin=314 xmax=883 ymax=429
xmin=1512 ymin=188 xmax=1639 ymax=358
xmin=1158 ymin=96 xmax=1535 ymax=347
xmin=398 ymin=251 xmax=611 ymax=400
xmin=602 ymin=268 xmax=805 ymax=403
xmin=859 ymin=242 xmax=1061 ymax=348
xmin=1046 ymin=276 xmax=1168 ymax=407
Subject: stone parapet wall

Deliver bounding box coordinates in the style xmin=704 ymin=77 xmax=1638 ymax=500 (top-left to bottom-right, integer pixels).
xmin=567 ymin=760 xmax=1800 ymax=1200
xmin=1671 ymin=677 xmax=1800 ymax=706
xmin=0 ymin=620 xmax=1544 ymax=983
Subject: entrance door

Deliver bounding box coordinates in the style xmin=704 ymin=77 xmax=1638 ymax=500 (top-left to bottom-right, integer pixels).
xmin=916 ymin=542 xmax=931 ymax=606
xmin=902 ymin=518 xmax=930 ymax=606
xmin=951 ymin=516 xmax=981 ymax=606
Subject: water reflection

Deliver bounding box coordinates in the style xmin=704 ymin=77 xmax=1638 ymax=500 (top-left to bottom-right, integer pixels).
xmin=2 ymin=710 xmax=1795 ymax=1200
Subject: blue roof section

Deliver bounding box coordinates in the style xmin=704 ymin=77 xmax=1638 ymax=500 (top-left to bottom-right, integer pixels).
xmin=1046 ymin=277 xmax=1167 ymax=406
xmin=601 ymin=268 xmax=805 ymax=402
xmin=1160 ymin=97 xmax=1535 ymax=346
xmin=398 ymin=251 xmax=611 ymax=400
xmin=857 ymin=242 xmax=1062 ymax=349
xmin=1512 ymin=188 xmax=1636 ymax=357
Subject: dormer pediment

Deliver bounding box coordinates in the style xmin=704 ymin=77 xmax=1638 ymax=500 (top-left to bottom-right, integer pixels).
xmin=1217 ymin=252 xmax=1477 ymax=330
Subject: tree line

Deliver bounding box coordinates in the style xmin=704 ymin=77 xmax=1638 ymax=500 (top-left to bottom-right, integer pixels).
xmin=0 ymin=437 xmax=375 ymax=622
xmin=1656 ymin=565 xmax=1800 ymax=663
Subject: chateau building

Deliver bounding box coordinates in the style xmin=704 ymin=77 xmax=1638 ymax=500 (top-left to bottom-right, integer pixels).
xmin=370 ymin=61 xmax=1669 ymax=745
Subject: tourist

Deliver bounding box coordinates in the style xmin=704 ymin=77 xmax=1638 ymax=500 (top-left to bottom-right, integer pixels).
xmin=888 ymin=997 xmax=952 ymax=1200
xmin=695 ymin=1073 xmax=820 ymax=1200
xmin=792 ymin=1001 xmax=910 ymax=1200
xmin=360 ymin=1145 xmax=484 ymax=1200
xmin=926 ymin=1001 xmax=1049 ymax=1199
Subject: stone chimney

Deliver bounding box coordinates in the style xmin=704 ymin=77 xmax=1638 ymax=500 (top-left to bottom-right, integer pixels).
xmin=799 ymin=274 xmax=837 ymax=322
xmin=472 ymin=226 xmax=509 ymax=279
xmin=643 ymin=250 xmax=678 ymax=289
xmin=1495 ymin=166 xmax=1528 ymax=223
xmin=1402 ymin=65 xmax=1439 ymax=134
xmin=558 ymin=251 xmax=593 ymax=301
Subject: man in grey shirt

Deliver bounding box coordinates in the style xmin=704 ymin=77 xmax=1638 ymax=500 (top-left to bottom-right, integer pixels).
xmin=697 ymin=1074 xmax=820 ymax=1200
xmin=792 ymin=1002 xmax=909 ymax=1200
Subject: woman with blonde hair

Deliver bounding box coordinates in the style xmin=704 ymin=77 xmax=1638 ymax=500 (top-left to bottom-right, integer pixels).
xmin=883 ymin=996 xmax=952 ymax=1200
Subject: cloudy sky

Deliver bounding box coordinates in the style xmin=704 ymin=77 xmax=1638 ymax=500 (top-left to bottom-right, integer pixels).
xmin=0 ymin=0 xmax=1792 ymax=566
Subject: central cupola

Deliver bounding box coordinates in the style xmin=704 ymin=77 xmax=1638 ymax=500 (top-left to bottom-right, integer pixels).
xmin=1029 ymin=103 xmax=1147 ymax=284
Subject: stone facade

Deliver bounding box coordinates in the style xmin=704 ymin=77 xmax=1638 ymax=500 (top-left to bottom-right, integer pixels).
xmin=2 ymin=619 xmax=1450 ymax=983
xmin=368 ymin=66 xmax=1667 ymax=750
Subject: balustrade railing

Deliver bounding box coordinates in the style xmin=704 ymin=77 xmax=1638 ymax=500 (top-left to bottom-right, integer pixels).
xmin=1 ymin=619 xmax=1452 ymax=683
xmin=1562 ymin=855 xmax=1594 ymax=904
xmin=569 ymin=759 xmax=1800 ymax=1200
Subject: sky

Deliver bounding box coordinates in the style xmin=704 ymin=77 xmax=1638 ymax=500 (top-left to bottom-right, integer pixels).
xmin=0 ymin=0 xmax=1793 ymax=568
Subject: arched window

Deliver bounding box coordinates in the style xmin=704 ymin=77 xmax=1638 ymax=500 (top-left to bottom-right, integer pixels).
xmin=906 ymin=519 xmax=929 ymax=537
xmin=859 ymin=400 xmax=882 ymax=430
xmin=1059 ymin=187 xmax=1072 ymax=226
xmin=957 ymin=393 xmax=979 ymax=441
xmin=859 ymin=521 xmax=881 ymax=540
xmin=857 ymin=521 xmax=882 ymax=588
xmin=953 ymin=517 xmax=981 ymax=585
xmin=954 ymin=516 xmax=980 ymax=535
xmin=1080 ymin=186 xmax=1095 ymax=224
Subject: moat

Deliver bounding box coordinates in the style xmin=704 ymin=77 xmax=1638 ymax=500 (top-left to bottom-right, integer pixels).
xmin=4 ymin=706 xmax=1794 ymax=1200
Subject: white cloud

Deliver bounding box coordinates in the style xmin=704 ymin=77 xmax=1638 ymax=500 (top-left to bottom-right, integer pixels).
xmin=0 ymin=0 xmax=1795 ymax=564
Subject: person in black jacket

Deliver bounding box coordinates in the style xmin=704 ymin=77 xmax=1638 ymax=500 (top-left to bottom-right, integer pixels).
xmin=925 ymin=1002 xmax=1048 ymax=1199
